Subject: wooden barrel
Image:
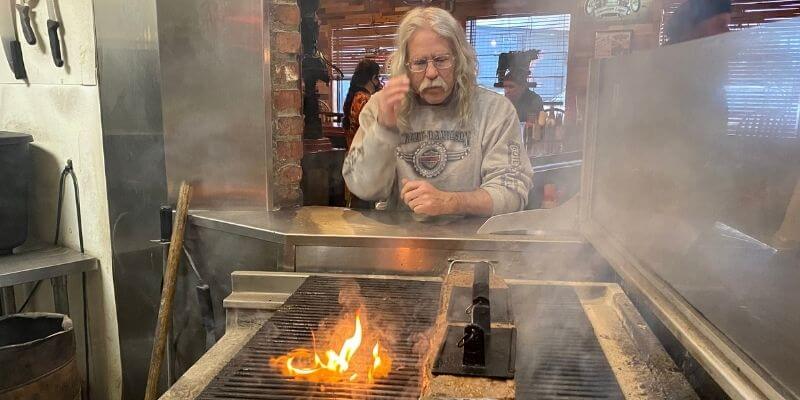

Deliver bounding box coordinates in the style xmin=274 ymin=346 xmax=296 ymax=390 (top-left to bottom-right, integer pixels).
xmin=0 ymin=313 xmax=81 ymax=400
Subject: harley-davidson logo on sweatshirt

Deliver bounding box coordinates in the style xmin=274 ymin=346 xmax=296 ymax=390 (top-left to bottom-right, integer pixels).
xmin=343 ymin=86 xmax=533 ymax=216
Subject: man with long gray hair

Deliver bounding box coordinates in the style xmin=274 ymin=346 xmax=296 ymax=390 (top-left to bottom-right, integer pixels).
xmin=343 ymin=7 xmax=533 ymax=217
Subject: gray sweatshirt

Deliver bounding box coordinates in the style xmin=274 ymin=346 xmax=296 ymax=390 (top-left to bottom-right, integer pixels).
xmin=343 ymin=86 xmax=534 ymax=215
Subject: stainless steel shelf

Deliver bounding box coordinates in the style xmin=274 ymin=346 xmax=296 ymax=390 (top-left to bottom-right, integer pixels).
xmin=0 ymin=242 xmax=98 ymax=287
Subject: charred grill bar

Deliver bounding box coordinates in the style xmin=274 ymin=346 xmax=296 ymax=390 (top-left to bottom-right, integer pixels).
xmin=511 ymin=286 xmax=624 ymax=399
xmin=198 ymin=276 xmax=441 ymax=399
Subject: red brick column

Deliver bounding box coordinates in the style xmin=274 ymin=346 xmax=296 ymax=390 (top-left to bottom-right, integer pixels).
xmin=270 ymin=0 xmax=303 ymax=207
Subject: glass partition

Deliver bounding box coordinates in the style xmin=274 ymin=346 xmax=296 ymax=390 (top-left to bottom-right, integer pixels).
xmin=583 ymin=17 xmax=800 ymax=397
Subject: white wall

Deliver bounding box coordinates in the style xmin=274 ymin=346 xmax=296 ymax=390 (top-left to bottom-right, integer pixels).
xmin=0 ymin=0 xmax=122 ymax=398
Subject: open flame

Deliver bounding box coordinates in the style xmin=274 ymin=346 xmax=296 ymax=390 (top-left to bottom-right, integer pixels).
xmin=272 ymin=311 xmax=391 ymax=384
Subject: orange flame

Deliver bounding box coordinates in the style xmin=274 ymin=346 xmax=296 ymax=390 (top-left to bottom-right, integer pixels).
xmin=368 ymin=343 xmax=381 ymax=383
xmin=272 ymin=311 xmax=392 ymax=384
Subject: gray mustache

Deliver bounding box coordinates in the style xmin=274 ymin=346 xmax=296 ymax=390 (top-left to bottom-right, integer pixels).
xmin=419 ymin=77 xmax=448 ymax=92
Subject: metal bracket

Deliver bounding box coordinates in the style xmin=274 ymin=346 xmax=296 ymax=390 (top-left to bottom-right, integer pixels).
xmin=446 ymin=259 xmax=496 ymax=276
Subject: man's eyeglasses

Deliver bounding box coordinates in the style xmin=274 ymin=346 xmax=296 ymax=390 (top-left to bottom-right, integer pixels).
xmin=407 ymin=54 xmax=454 ymax=73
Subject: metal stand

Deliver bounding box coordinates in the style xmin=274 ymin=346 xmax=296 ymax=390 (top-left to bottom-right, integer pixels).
xmin=51 ymin=276 xmax=69 ymax=315
xmin=0 ymin=287 xmax=16 ymax=315
xmin=153 ymin=206 xmax=176 ymax=386
xmin=53 ymin=160 xmax=90 ymax=400
xmin=52 ymin=159 xmax=85 ymax=316
xmin=150 ymin=205 xmax=216 ymax=387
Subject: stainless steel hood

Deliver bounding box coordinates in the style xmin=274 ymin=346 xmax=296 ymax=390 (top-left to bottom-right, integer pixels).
xmin=158 ymin=0 xmax=274 ymax=209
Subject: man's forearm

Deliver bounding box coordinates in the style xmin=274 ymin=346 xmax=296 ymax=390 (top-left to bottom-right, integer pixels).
xmin=449 ymin=189 xmax=493 ymax=216
xmin=343 ymin=124 xmax=400 ymax=200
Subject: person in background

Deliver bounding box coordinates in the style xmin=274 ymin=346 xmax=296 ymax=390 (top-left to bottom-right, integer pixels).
xmin=666 ymin=0 xmax=731 ymax=44
xmin=343 ymin=7 xmax=533 ymax=217
xmin=502 ymin=72 xmax=544 ymax=123
xmin=342 ymin=59 xmax=382 ymax=209
xmin=343 ymin=59 xmax=382 ymax=149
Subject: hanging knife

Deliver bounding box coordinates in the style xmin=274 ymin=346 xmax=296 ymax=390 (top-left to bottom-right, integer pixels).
xmin=15 ymin=0 xmax=34 ymax=45
xmin=0 ymin=0 xmax=26 ymax=79
xmin=45 ymin=0 xmax=61 ymax=67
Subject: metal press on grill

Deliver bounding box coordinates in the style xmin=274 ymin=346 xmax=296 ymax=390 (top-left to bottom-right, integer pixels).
xmin=432 ymin=262 xmax=516 ymax=379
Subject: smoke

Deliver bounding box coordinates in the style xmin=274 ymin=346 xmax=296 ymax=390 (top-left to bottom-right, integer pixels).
xmin=336 ymin=282 xmax=400 ymax=353
xmin=156 ymin=3 xmax=800 ymax=398
xmin=414 ymin=270 xmax=454 ymax=390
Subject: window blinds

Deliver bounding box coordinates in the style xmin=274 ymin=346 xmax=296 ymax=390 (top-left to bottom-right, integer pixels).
xmin=660 ymin=0 xmax=800 ymax=44
xmin=330 ymin=23 xmax=398 ymax=113
xmin=330 ymin=23 xmax=398 ymax=76
xmin=658 ymin=2 xmax=800 ymax=138
xmin=466 ymin=15 xmax=571 ymax=103
xmin=725 ymin=18 xmax=800 ymax=138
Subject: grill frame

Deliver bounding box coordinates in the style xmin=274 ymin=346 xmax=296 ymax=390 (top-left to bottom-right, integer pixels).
xmin=161 ymin=272 xmax=697 ymax=400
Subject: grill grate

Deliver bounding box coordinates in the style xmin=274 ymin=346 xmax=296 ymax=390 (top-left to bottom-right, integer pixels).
xmin=198 ymin=276 xmax=441 ymax=400
xmin=511 ymin=286 xmax=625 ymax=399
xmin=200 ymin=277 xmax=625 ymax=399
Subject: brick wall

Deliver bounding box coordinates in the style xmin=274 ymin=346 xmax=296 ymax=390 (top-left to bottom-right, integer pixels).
xmin=270 ymin=0 xmax=304 ymax=207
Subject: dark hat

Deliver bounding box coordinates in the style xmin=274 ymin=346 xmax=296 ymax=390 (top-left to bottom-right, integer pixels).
xmin=666 ymin=0 xmax=732 ymax=43
xmin=503 ymin=71 xmax=529 ymax=85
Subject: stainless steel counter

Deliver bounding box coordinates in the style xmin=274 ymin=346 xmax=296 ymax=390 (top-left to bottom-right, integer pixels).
xmin=189 ymin=206 xmax=583 ymax=248
xmin=186 ymin=206 xmax=598 ymax=278
xmin=186 ymin=206 xmax=605 ymax=280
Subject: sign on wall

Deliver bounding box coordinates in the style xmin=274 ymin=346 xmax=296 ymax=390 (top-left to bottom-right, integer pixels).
xmin=594 ymin=30 xmax=633 ymax=58
xmin=584 ymin=0 xmax=654 ymax=22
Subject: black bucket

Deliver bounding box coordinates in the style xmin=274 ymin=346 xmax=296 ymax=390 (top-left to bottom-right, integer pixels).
xmin=0 ymin=313 xmax=81 ymax=400
xmin=0 ymin=132 xmax=33 ymax=255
